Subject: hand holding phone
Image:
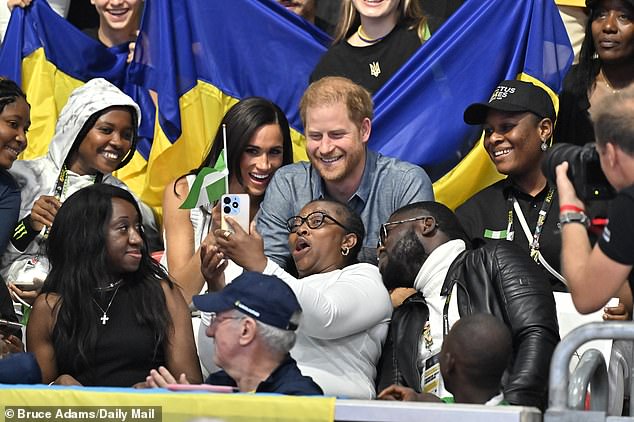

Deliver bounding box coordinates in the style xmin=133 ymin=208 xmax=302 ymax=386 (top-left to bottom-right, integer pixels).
xmin=0 ymin=319 xmax=24 ymax=336
xmin=220 ymin=194 xmax=250 ymax=234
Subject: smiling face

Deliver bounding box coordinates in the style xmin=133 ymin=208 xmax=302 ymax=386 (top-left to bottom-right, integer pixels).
xmin=305 ymin=101 xmax=369 ymax=185
xmin=351 ymin=0 xmax=401 ymax=22
xmin=0 ymin=97 xmax=30 ymax=170
xmin=234 ymin=123 xmax=285 ymax=199
xmin=482 ymin=110 xmax=547 ymax=179
xmin=91 ymin=0 xmax=142 ymax=38
xmin=288 ymin=201 xmax=356 ymax=277
xmin=105 ymin=197 xmax=143 ymax=276
xmin=592 ymin=0 xmax=634 ymax=64
xmin=67 ymin=107 xmax=134 ymax=176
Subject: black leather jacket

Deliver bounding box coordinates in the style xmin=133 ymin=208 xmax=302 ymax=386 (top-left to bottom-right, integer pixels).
xmin=376 ymin=241 xmax=559 ymax=409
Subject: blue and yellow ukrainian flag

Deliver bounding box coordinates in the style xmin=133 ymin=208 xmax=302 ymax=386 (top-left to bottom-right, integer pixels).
xmin=370 ymin=0 xmax=573 ymax=208
xmin=128 ymin=0 xmax=329 ymax=211
xmin=2 ymin=0 xmax=571 ymax=215
xmin=0 ymin=0 xmax=155 ymax=195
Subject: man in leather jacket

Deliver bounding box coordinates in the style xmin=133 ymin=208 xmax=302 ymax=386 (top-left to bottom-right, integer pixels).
xmin=375 ymin=201 xmax=559 ymax=409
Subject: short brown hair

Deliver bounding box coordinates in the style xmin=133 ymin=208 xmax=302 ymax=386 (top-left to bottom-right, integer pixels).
xmin=299 ymin=77 xmax=373 ymax=129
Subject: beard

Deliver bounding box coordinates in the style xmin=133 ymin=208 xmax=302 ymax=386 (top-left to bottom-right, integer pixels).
xmin=380 ymin=230 xmax=429 ymax=292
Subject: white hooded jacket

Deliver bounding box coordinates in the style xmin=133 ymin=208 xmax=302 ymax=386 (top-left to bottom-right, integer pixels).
xmin=1 ymin=78 xmax=156 ymax=280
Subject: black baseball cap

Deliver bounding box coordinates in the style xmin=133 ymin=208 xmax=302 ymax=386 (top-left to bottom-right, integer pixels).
xmin=463 ymin=80 xmax=556 ymax=125
xmin=193 ymin=271 xmax=302 ymax=331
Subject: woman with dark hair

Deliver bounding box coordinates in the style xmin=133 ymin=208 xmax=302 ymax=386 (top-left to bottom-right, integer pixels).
xmin=162 ymin=97 xmax=292 ymax=377
xmin=27 ymin=184 xmax=201 ymax=386
xmin=211 ymin=199 xmax=392 ymax=399
xmin=0 ymin=79 xmax=29 ymax=255
xmin=1 ymin=78 xmax=157 ymax=304
xmin=555 ymin=0 xmax=634 ymax=145
xmin=162 ymin=97 xmax=293 ymax=304
xmin=310 ymin=0 xmax=431 ymax=94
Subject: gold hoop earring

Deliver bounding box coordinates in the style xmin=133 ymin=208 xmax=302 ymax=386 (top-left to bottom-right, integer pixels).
xmin=341 ymin=247 xmax=350 ymax=256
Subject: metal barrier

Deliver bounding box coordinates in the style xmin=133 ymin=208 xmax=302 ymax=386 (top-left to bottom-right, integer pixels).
xmin=568 ymin=349 xmax=608 ymax=411
xmin=334 ymin=399 xmax=541 ymax=422
xmin=608 ymin=340 xmax=634 ymax=416
xmin=545 ymin=322 xmax=634 ymax=422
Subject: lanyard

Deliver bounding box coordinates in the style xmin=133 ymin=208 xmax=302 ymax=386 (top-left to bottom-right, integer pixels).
xmin=505 ymin=187 xmax=555 ymax=263
xmin=442 ymin=285 xmax=453 ymax=338
xmin=43 ymin=165 xmax=102 ymax=238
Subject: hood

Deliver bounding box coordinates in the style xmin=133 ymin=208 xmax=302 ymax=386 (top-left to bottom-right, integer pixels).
xmin=47 ymin=78 xmax=142 ymax=171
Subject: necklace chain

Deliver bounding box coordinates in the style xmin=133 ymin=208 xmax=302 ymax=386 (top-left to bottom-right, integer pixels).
xmin=600 ymin=69 xmax=620 ymax=94
xmin=92 ymin=283 xmax=122 ymax=325
xmin=94 ymin=278 xmax=124 ymax=292
xmin=357 ymin=25 xmax=386 ymax=44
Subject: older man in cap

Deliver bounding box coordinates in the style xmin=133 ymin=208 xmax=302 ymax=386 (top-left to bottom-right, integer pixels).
xmin=146 ymin=272 xmax=323 ymax=395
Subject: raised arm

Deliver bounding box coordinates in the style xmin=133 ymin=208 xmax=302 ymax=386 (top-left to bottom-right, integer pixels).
xmin=556 ymin=163 xmax=633 ymax=313
xmin=162 ymin=178 xmax=212 ymax=304
xmin=263 ymin=261 xmax=392 ymax=339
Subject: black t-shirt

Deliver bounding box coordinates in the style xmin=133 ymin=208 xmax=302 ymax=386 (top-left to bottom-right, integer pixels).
xmin=310 ymin=24 xmax=422 ymax=94
xmin=456 ymin=178 xmax=566 ymax=292
xmin=599 ymin=185 xmax=634 ymax=266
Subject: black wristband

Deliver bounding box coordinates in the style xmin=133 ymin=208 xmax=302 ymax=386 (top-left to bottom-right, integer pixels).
xmin=10 ymin=216 xmax=40 ymax=252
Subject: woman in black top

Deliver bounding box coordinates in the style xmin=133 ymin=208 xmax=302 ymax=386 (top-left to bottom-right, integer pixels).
xmin=27 ymin=184 xmax=202 ymax=386
xmin=311 ymin=0 xmax=429 ymax=94
xmin=555 ymin=0 xmax=634 ymax=145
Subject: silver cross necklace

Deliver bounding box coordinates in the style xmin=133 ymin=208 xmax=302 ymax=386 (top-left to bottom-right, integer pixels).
xmin=92 ymin=283 xmax=122 ymax=325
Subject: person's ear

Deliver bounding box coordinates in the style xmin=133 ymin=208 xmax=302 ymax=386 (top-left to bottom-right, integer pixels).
xmin=341 ymin=233 xmax=357 ymax=253
xmin=419 ymin=216 xmax=438 ymax=235
xmin=359 ymin=118 xmax=371 ymax=144
xmin=238 ymin=318 xmax=257 ymax=346
xmin=538 ymin=117 xmax=553 ymax=141
xmin=605 ymin=142 xmax=618 ymax=168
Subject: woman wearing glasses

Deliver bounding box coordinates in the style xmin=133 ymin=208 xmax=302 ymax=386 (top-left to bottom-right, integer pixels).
xmin=209 ymin=199 xmax=392 ymax=399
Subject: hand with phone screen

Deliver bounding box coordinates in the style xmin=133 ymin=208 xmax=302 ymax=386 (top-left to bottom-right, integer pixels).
xmin=214 ymin=218 xmax=267 ymax=273
xmin=0 ymin=319 xmax=25 ymax=354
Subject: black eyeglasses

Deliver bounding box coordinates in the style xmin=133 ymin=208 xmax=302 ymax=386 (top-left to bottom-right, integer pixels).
xmin=378 ymin=215 xmax=434 ymax=247
xmin=286 ymin=211 xmax=350 ymax=233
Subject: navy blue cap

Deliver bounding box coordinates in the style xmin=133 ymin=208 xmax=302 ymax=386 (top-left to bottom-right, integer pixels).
xmin=193 ymin=272 xmax=302 ymax=331
xmin=464 ymin=80 xmax=556 ymax=125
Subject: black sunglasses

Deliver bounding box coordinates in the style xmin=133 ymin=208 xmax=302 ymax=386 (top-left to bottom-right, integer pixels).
xmin=286 ymin=211 xmax=350 ymax=233
xmin=378 ymin=215 xmax=434 ymax=247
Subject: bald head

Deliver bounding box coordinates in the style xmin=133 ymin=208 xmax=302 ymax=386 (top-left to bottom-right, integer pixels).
xmin=441 ymin=313 xmax=512 ymax=394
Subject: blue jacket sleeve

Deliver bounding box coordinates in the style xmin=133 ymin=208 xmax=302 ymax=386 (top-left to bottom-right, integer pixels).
xmin=0 ymin=173 xmax=21 ymax=254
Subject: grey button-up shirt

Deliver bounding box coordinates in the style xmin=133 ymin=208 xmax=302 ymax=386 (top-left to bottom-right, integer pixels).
xmin=257 ymin=149 xmax=434 ymax=269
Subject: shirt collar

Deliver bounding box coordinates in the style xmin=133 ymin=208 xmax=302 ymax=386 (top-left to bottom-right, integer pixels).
xmin=501 ymin=177 xmax=552 ymax=200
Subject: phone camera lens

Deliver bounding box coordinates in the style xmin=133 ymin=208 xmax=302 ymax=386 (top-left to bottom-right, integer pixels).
xmin=223 ymin=206 xmax=231 ymax=214
xmin=223 ymin=197 xmax=231 ymax=204
xmin=232 ymin=202 xmax=239 ymax=208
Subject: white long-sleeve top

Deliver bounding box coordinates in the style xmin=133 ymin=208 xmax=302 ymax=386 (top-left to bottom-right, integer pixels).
xmin=263 ymin=259 xmax=392 ymax=399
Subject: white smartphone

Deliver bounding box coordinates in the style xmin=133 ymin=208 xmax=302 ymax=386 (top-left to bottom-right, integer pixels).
xmin=220 ymin=194 xmax=250 ymax=234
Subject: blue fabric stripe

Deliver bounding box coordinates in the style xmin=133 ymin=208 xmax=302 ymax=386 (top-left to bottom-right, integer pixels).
xmin=369 ymin=0 xmax=573 ymax=178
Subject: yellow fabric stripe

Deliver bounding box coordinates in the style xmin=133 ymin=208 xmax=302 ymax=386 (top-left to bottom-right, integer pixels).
xmin=555 ymin=0 xmax=586 ymax=7
xmin=434 ymin=72 xmax=559 ymax=210
xmin=140 ymin=80 xmax=307 ymax=220
xmin=20 ymin=48 xmax=84 ymax=160
xmin=1 ymin=387 xmax=335 ymax=422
